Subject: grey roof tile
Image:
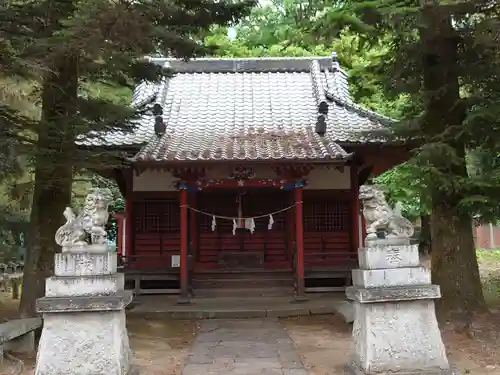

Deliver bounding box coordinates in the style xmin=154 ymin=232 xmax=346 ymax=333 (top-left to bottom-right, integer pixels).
xmin=82 ymin=55 xmax=391 ymax=161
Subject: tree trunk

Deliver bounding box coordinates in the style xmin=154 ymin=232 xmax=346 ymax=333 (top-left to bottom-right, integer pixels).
xmin=418 ymin=214 xmax=431 ymax=255
xmin=418 ymin=0 xmax=487 ymax=320
xmin=19 ymin=55 xmax=78 ymax=317
xmin=431 ymin=200 xmax=487 ymax=320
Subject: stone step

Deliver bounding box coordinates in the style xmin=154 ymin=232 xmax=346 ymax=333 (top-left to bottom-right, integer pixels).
xmin=128 ymin=295 xmax=349 ymax=320
xmin=193 ymin=287 xmax=293 ymax=298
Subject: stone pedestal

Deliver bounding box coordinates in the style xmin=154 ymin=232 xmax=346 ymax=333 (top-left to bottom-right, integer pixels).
xmin=35 ymin=245 xmax=135 ymax=375
xmin=345 ymin=238 xmax=458 ymax=375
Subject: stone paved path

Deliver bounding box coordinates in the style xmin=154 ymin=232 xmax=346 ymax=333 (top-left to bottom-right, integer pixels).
xmin=181 ymin=319 xmax=309 ymax=375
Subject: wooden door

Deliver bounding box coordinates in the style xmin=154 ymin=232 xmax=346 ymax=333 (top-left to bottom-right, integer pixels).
xmin=195 ymin=189 xmax=291 ymax=270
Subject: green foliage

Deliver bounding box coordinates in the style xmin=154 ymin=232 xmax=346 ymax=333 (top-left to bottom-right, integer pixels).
xmin=374 ymin=163 xmax=429 ymax=220
xmin=0 ymin=180 xmax=30 ymax=262
xmin=464 ymin=149 xmax=500 ymax=224
xmin=477 ymin=249 xmax=500 ymax=306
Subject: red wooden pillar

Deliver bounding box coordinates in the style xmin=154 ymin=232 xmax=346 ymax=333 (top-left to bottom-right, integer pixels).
xmin=350 ymin=164 xmax=360 ymax=252
xmin=361 ymin=216 xmax=367 ymax=246
xmin=112 ymin=212 xmax=125 ymax=258
xmin=179 ymin=187 xmax=189 ymax=302
xmin=294 ymin=185 xmax=305 ymax=298
xmin=189 ymin=193 xmax=198 ymax=265
xmin=286 ymin=191 xmax=296 ymax=265
xmin=125 ymin=169 xmax=133 ymax=268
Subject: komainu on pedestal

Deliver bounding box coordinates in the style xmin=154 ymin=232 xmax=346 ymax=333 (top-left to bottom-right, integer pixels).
xmin=35 ymin=188 xmax=136 ymax=375
xmin=344 ymin=185 xmax=458 ymax=375
xmin=358 ymin=184 xmax=414 ymax=241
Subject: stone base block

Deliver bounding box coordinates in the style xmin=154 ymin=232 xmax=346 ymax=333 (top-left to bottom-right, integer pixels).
xmin=35 ymin=310 xmax=133 ymax=375
xmin=365 ymin=237 xmax=411 ymax=247
xmin=352 ymin=267 xmax=430 ymax=288
xmin=55 ymin=251 xmax=117 ymax=277
xmin=3 ymin=331 xmax=36 ymax=353
xmin=46 ymin=274 xmax=124 ymax=297
xmin=345 ymin=361 xmax=459 ymax=375
xmin=346 ymin=285 xmax=440 ymax=303
xmin=37 ymin=292 xmax=133 ymax=313
xmin=350 ymin=300 xmax=450 ymax=374
xmin=358 ymin=243 xmax=419 ymax=270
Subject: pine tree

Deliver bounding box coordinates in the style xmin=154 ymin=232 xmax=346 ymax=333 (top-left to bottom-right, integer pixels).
xmin=303 ymin=0 xmax=500 ymax=320
xmin=0 ymin=37 xmax=32 ymax=182
xmin=0 ymin=0 xmax=255 ymax=316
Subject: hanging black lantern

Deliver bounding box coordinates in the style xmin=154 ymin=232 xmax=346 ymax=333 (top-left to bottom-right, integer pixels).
xmin=153 ymin=103 xmax=163 ymax=116
xmin=154 ymin=116 xmax=166 ymax=137
xmin=315 ymin=114 xmax=327 ymax=136
xmin=318 ymin=101 xmax=329 ymax=115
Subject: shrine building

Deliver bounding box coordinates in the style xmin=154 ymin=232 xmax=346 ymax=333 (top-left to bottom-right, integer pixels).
xmin=90 ymin=55 xmax=410 ymax=300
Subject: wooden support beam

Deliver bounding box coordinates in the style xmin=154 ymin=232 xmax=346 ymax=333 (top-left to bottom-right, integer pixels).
xmin=111 ymin=212 xmax=125 ymax=259
xmin=286 ymin=191 xmax=295 ymax=265
xmin=189 ymin=192 xmax=198 ymax=265
xmin=178 ymin=188 xmax=189 ymax=303
xmin=350 ymin=164 xmax=360 ymax=253
xmin=294 ymin=186 xmax=305 ymax=300
xmin=125 ymin=169 xmax=133 ymax=266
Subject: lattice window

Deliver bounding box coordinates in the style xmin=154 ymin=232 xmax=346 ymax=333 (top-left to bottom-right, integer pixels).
xmin=133 ymin=198 xmax=180 ymax=233
xmin=303 ymin=199 xmax=350 ymax=232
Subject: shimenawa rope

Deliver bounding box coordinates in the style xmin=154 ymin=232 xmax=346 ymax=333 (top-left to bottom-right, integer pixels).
xmin=179 ymin=201 xmax=302 ymax=221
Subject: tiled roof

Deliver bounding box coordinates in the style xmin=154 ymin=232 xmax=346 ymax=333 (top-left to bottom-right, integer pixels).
xmin=83 ymin=55 xmax=392 ymax=162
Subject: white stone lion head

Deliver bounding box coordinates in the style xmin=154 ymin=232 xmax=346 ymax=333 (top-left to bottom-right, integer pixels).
xmin=80 ymin=188 xmax=112 ymax=233
xmin=84 ymin=188 xmax=111 ymax=215
xmin=358 ymin=184 xmax=389 ymax=208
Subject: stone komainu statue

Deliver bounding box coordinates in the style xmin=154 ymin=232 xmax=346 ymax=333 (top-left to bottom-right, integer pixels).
xmin=54 ymin=188 xmax=111 ymax=250
xmin=358 ymin=184 xmax=414 ymax=240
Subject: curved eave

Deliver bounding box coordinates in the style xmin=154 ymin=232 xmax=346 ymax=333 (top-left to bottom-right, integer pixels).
xmin=128 ymin=154 xmax=355 ymax=167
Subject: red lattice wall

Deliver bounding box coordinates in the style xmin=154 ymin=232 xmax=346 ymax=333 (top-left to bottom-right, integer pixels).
xmin=128 ymin=194 xmax=180 ymax=270
xmin=303 ymin=190 xmax=357 ymax=267
xmin=125 ymin=189 xmax=357 ymax=271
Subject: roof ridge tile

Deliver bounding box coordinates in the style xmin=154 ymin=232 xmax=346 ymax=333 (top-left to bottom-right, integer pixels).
xmin=78 ymin=55 xmax=393 ymax=159
xmin=325 ymin=90 xmax=393 ymax=125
